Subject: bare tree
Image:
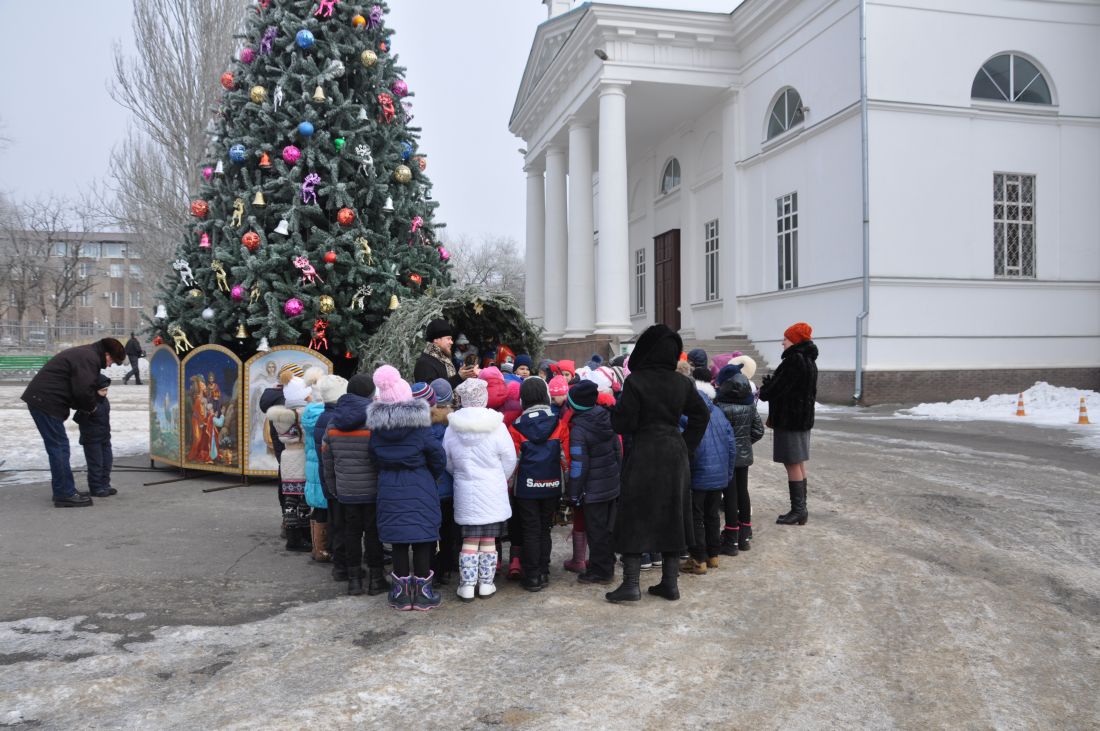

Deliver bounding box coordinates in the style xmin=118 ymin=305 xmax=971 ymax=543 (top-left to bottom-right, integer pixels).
xmin=445 ymin=234 xmax=527 ymax=304
xmin=103 ymin=0 xmax=248 ymax=259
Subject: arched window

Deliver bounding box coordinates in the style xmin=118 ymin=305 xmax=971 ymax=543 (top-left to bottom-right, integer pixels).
xmin=660 ymin=158 xmax=681 ymax=195
xmin=972 ymin=53 xmax=1052 ymax=105
xmin=767 ymin=88 xmax=805 ymax=140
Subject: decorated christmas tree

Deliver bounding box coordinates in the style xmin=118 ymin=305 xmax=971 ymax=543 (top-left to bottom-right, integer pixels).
xmin=150 ymin=0 xmax=449 ymax=368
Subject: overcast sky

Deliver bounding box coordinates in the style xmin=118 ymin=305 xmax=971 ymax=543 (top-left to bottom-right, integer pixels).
xmin=0 ymin=0 xmax=738 ymax=245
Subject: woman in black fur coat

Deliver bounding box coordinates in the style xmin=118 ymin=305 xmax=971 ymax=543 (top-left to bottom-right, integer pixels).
xmin=608 ymin=324 xmax=709 ymax=603
xmin=758 ymin=322 xmax=818 ymax=526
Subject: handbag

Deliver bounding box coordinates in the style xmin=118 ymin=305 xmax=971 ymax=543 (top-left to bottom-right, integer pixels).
xmin=765 ymin=413 xmax=773 ymax=429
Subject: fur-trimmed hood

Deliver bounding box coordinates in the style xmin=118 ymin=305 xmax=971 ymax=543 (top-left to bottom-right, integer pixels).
xmin=694 ymin=380 xmax=716 ymax=400
xmin=447 ymin=406 xmax=504 ymax=434
xmin=430 ymin=404 xmax=453 ymax=426
xmin=366 ymin=398 xmax=431 ymax=433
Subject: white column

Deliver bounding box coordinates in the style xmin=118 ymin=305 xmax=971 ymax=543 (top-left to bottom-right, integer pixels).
xmin=543 ymin=144 xmax=568 ymax=340
xmin=595 ymin=82 xmax=633 ymax=336
xmin=719 ymin=88 xmax=743 ymax=334
xmin=565 ymin=120 xmax=595 ymax=337
xmin=524 ymin=164 xmax=546 ymax=327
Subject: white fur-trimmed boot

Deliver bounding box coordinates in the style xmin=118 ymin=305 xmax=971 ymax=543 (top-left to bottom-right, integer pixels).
xmin=457 ymin=552 xmax=478 ymax=602
xmin=477 ymin=550 xmax=499 ymax=598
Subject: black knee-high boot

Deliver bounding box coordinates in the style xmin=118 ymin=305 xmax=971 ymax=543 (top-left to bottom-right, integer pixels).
xmin=776 ymin=480 xmax=808 ymax=525
xmin=606 ymin=554 xmax=641 ymax=603
xmin=647 ymin=551 xmax=680 ymax=600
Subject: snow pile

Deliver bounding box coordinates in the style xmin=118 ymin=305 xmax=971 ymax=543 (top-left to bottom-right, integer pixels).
xmin=103 ymin=357 xmax=148 ymax=381
xmin=898 ymin=381 xmax=1100 ymax=449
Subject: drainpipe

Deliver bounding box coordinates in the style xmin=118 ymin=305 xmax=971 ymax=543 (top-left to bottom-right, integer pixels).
xmin=853 ymin=0 xmax=870 ymax=403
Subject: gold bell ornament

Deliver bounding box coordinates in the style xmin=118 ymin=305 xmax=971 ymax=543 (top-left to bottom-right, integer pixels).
xmin=235 ymin=323 xmax=249 ymax=339
xmin=313 ymin=85 xmax=326 ymax=102
xmin=388 ymin=294 xmax=399 ymax=310
xmin=253 ymin=190 xmax=266 ymax=207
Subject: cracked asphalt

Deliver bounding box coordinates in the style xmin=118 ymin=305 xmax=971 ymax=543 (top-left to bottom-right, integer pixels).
xmin=1 ymin=411 xmax=1097 ymax=730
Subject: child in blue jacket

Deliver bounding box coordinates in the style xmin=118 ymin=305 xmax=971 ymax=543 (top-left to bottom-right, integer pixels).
xmin=682 ymin=368 xmax=737 ymax=575
xmin=73 ymin=374 xmax=116 ymax=497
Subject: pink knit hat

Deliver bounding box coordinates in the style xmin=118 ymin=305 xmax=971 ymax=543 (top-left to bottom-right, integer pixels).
xmin=506 ymin=379 xmax=521 ymax=400
xmin=372 ymin=364 xmax=412 ymax=403
xmin=548 ymin=375 xmax=569 ymax=397
xmin=478 ymin=366 xmax=504 ymax=383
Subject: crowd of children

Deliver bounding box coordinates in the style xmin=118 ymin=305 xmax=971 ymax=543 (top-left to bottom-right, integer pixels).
xmin=260 ymin=320 xmax=766 ymax=612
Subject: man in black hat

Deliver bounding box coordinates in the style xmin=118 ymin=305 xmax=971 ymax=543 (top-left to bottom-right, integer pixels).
xmin=22 ymin=338 xmax=127 ymax=508
xmin=413 ymin=318 xmax=477 ymax=388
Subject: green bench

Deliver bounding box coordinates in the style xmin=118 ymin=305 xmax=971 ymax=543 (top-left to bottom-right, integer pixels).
xmin=0 ymin=355 xmax=51 ymax=377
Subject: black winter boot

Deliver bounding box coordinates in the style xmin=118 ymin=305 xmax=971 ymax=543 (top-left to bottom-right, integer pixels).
xmin=347 ymin=568 xmax=365 ymax=596
xmin=647 ymin=552 xmax=681 ymax=600
xmin=331 ymin=564 xmax=349 ymax=582
xmin=776 ymin=480 xmax=808 ymax=525
xmin=606 ymin=554 xmax=641 ymax=603
xmin=719 ymin=529 xmax=740 ymax=556
xmin=367 ymin=567 xmax=390 ymax=596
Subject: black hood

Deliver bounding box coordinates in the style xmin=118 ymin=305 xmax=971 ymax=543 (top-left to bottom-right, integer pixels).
xmin=715 ymin=373 xmax=753 ymax=405
xmin=629 ymin=324 xmax=682 ymax=372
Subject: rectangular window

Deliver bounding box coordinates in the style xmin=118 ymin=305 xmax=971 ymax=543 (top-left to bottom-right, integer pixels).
xmin=79 ymin=321 xmax=94 ymax=333
xmin=109 ymin=264 xmax=123 ymax=278
xmin=129 ymin=291 xmax=142 ymax=308
xmin=82 ymin=243 xmax=101 ymax=259
xmin=102 ymin=243 xmax=127 ymax=259
xmin=634 ymin=248 xmax=646 ymax=314
xmin=704 ymin=219 xmax=720 ymax=301
xmin=79 ymin=262 xmax=93 ymax=278
xmin=994 ymin=173 xmax=1035 ymax=277
xmin=129 ymin=264 xmax=143 ymax=279
xmin=78 ymin=292 xmax=92 ymax=307
xmin=110 ymin=291 xmax=123 ymax=308
xmin=53 ymin=242 xmax=68 ymax=257
xmin=777 ymin=192 xmax=798 ymax=290
xmin=111 ymin=321 xmax=124 ymax=334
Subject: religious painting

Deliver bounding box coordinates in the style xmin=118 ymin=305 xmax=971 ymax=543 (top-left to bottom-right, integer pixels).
xmin=181 ymin=345 xmax=243 ymax=474
xmin=242 ymin=346 xmax=332 ymax=476
xmin=148 ymin=345 xmax=182 ymax=467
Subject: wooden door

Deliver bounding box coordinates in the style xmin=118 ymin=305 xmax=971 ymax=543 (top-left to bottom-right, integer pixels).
xmin=654 ymin=229 xmax=681 ymax=332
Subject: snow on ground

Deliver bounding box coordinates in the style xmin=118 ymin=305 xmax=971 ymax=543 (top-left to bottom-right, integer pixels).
xmin=0 ymin=383 xmax=150 ymax=485
xmin=103 ymin=356 xmax=149 ymax=382
xmin=897 ymin=381 xmax=1100 ymax=450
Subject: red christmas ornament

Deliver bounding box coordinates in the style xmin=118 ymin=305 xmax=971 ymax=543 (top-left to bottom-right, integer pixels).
xmin=242 ymin=231 xmax=261 ymax=252
xmin=377 ymin=93 xmax=396 ymax=123
xmin=409 ymin=273 xmax=422 ymax=286
xmin=323 ymin=251 xmax=337 ymax=264
xmin=153 ymin=335 xmax=164 ymax=346
xmin=337 ymin=207 xmax=356 ymax=226
xmin=220 ymin=71 xmax=235 ymax=90
xmin=345 ymin=350 xmax=354 ymax=359
xmin=190 ymin=200 xmax=209 ymax=218
xmin=259 ymin=152 xmax=271 ymax=168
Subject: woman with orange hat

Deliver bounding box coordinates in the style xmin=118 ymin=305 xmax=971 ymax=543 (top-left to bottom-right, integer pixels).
xmin=758 ymin=322 xmax=818 ymax=526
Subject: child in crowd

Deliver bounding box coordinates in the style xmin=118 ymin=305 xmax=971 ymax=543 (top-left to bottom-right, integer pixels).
xmin=427 ymin=378 xmax=459 ymax=585
xmin=502 ymin=379 xmax=523 ymax=427
xmin=267 ymin=376 xmax=313 ymax=552
xmin=548 ymin=376 xmax=569 ymax=413
xmin=73 ymin=374 xmax=116 ymax=498
xmin=714 ymin=361 xmax=764 ymax=553
xmin=323 ymin=373 xmax=387 ymax=596
xmin=564 ymin=380 xmax=622 ymax=584
xmin=513 ymin=355 xmax=533 ymax=378
xmin=300 ymin=369 xmax=341 ymax=563
xmin=310 ymin=375 xmax=348 ymax=569
xmin=508 ymin=378 xmax=569 ymax=591
xmin=556 ymin=360 xmax=576 ymax=383
xmin=682 ymin=367 xmax=737 ymax=575
xmin=478 ymin=366 xmax=508 ymax=410
xmin=366 ymin=366 xmax=447 ymax=611
xmin=444 ymin=378 xmax=518 ymax=601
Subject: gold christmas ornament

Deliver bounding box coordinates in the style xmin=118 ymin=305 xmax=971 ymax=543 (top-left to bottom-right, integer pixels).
xmin=318 ymin=295 xmax=336 ymax=314
xmin=187 ymin=288 xmax=203 ymax=298
xmin=235 ymin=323 xmax=249 ymax=339
xmin=250 ymin=287 xmax=260 ymax=304
xmin=473 ymin=298 xmax=485 ymax=315
xmin=250 ymin=85 xmax=267 ymax=104
xmin=393 ymin=164 xmax=412 ymax=184
xmin=253 ymin=190 xmax=266 ymax=207
xmin=313 ymin=85 xmax=326 ymax=102
xmin=356 ymin=237 xmax=374 ymax=263
xmin=361 ymin=49 xmax=378 ymax=67
xmin=388 ymin=294 xmax=399 ymax=310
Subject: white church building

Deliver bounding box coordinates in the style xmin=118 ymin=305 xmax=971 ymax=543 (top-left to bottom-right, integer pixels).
xmin=510 ymin=0 xmax=1100 ymax=403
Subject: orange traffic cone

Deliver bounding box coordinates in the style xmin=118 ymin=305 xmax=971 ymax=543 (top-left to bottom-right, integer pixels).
xmin=1015 ymin=393 xmax=1026 ymax=417
xmin=1078 ymin=397 xmax=1090 ymax=425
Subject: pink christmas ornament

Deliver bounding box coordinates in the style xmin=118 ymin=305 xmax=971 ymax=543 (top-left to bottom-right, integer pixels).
xmin=284 ymin=297 xmax=305 ymax=316
xmin=392 ymin=79 xmax=409 ymax=97
xmin=230 ymin=284 xmax=246 ymax=301
xmin=199 ymin=233 xmax=211 ymax=248
xmin=411 ymin=215 xmax=423 ymax=233
xmin=438 ymin=246 xmax=450 ymax=262
xmin=282 ymin=145 xmax=301 ymax=164
xmin=202 ymin=166 xmax=213 ymax=180
xmin=240 ymin=47 xmax=255 ymax=64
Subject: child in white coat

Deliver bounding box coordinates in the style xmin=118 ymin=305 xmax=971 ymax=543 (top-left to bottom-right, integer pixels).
xmin=444 ymin=378 xmax=518 ymax=601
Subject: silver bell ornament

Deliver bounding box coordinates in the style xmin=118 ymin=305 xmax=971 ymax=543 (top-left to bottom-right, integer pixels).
xmin=214 ymin=160 xmax=225 ymax=176
xmin=273 ymin=219 xmax=290 ymax=235
xmin=383 ymin=196 xmax=394 ymax=212
xmin=257 ymin=336 xmax=271 ymax=352
xmin=154 ymin=303 xmax=168 ymax=320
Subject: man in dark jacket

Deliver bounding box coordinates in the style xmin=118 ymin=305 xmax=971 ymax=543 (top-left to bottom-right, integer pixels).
xmin=412 ymin=318 xmax=477 ymax=388
xmin=122 ymin=333 xmax=145 ymax=386
xmin=22 ymin=338 xmax=127 ymax=507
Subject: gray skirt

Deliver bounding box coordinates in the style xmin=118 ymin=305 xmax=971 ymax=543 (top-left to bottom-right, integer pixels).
xmin=460 ymin=521 xmax=506 ymax=538
xmin=772 ymin=429 xmax=811 ymax=464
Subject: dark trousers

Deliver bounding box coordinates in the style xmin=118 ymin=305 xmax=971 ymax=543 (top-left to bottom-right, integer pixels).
xmin=516 ymin=495 xmax=558 ymax=578
xmin=343 ymin=502 xmax=384 ymax=570
xmin=723 ymin=466 xmax=751 ymax=527
xmin=690 ymin=490 xmax=723 ymax=561
xmin=30 ymin=408 xmax=76 ymax=500
xmin=328 ymin=500 xmax=347 ymax=570
xmin=83 ymin=440 xmax=113 ymax=494
xmin=583 ymin=499 xmax=617 ymax=579
xmin=507 ymin=495 xmax=524 ymax=555
xmin=392 ymin=542 xmax=433 ymax=578
xmin=432 ymin=497 xmax=459 ymax=574
xmin=124 ymin=356 xmax=142 ymax=385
